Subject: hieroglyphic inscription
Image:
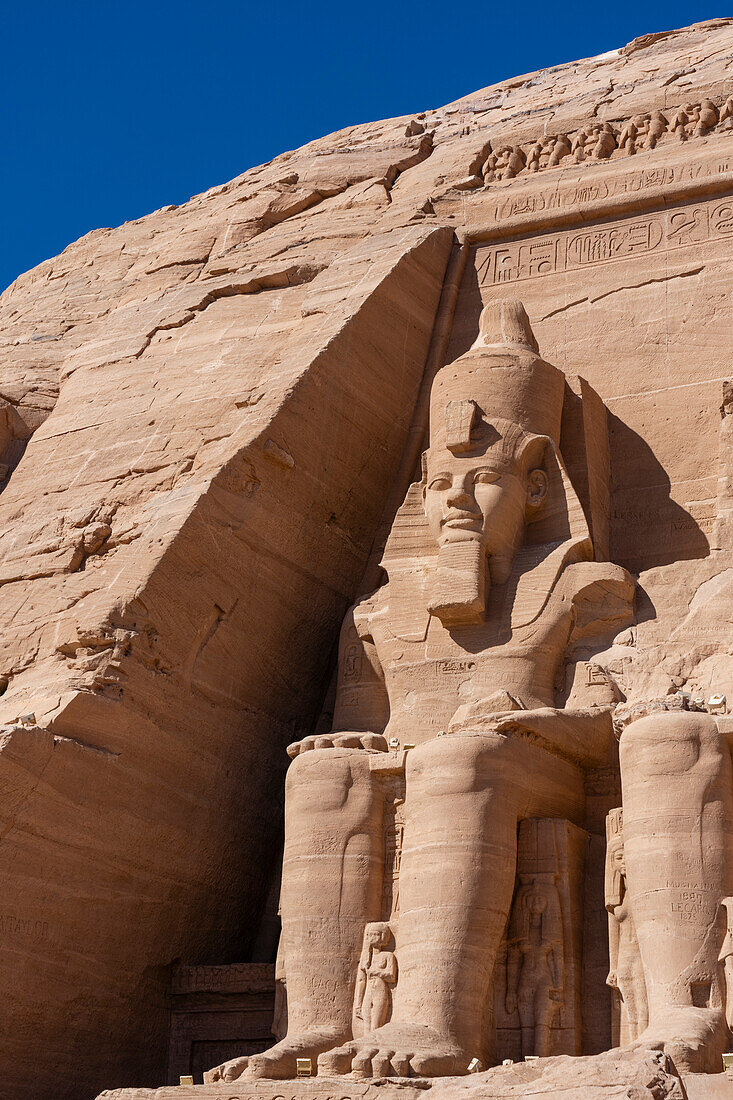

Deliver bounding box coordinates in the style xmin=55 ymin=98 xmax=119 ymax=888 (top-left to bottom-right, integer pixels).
xmin=486 ymin=156 xmax=733 ymax=224
xmin=477 ymin=195 xmax=733 ymax=286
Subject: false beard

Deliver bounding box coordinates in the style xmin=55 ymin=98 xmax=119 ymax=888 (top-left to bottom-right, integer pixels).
xmin=427 ymin=538 xmax=487 ymax=626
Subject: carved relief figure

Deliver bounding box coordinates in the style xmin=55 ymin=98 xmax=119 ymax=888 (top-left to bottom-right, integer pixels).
xmin=505 ymin=876 xmax=564 ymax=1057
xmin=204 ymin=297 xmax=635 ymax=1083
xmin=617 ymin=116 xmax=646 ymax=156
xmin=591 ymin=124 xmax=617 ymax=159
xmin=719 ymin=897 xmax=733 ymax=1031
xmin=646 ymin=111 xmax=668 ymax=148
xmin=721 ymin=95 xmax=733 ymax=127
xmin=272 ymin=934 xmax=288 ymax=1042
xmin=478 ymin=94 xmax=728 ymax=187
xmin=546 ymin=135 xmax=572 ymax=168
xmin=382 ymin=796 xmax=405 ymax=919
xmin=353 ymin=922 xmax=397 ymax=1036
xmin=694 ymin=98 xmax=718 ymax=136
xmin=670 ymin=104 xmax=693 ymax=141
xmin=604 ymin=808 xmax=647 ymax=1043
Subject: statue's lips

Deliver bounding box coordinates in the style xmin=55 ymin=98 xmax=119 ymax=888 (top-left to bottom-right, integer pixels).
xmin=442 ymin=515 xmax=483 ymax=532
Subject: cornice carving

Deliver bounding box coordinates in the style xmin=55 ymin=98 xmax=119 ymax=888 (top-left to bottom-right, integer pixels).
xmin=473 ymin=94 xmax=733 ymax=187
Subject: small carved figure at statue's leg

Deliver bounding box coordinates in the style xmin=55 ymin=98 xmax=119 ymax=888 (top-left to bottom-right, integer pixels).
xmin=620 ymin=712 xmax=733 ymax=1073
xmin=245 ymin=746 xmax=384 ymax=1079
xmin=320 ymin=732 xmax=584 ymax=1077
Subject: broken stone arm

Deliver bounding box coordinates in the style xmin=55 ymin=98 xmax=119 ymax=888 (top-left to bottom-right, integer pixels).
xmin=449 ymin=704 xmax=614 ymax=768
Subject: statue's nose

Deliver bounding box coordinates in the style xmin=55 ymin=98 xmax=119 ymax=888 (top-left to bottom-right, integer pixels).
xmin=446 ymin=480 xmax=473 ymax=509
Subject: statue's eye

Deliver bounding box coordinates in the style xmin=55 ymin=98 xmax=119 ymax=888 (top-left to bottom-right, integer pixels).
xmin=474 ymin=470 xmax=500 ymax=485
xmin=428 ymin=476 xmax=451 ymax=491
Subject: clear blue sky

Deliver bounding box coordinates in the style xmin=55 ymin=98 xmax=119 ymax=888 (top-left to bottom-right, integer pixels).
xmin=2 ymin=1 xmax=724 ymax=292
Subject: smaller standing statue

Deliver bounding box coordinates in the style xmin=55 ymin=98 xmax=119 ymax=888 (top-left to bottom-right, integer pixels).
xmin=719 ymin=897 xmax=733 ymax=1031
xmin=353 ymin=922 xmax=398 ymax=1036
xmin=272 ymin=935 xmax=288 ymax=1042
xmin=604 ymin=808 xmax=647 ymax=1043
xmin=505 ymin=876 xmax=564 ymax=1057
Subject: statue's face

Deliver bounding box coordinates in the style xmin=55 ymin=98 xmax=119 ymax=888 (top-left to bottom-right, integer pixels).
xmin=366 ymin=926 xmax=386 ymax=948
xmin=423 ymin=448 xmax=546 ymax=584
xmin=611 ymin=844 xmax=626 ymax=877
xmin=528 ymin=891 xmax=547 ymax=915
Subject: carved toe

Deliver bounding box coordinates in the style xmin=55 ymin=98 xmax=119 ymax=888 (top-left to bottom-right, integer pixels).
xmin=317 ymin=1046 xmax=354 ymax=1076
xmin=410 ymin=1051 xmax=459 ymax=1077
xmin=391 ymin=1052 xmax=411 ymax=1077
xmin=352 ymin=1048 xmax=378 ymax=1078
xmin=371 ymin=1051 xmax=393 ymax=1077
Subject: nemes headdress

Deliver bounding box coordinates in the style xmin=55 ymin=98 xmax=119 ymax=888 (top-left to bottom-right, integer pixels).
xmin=426 ymin=299 xmax=566 ymax=467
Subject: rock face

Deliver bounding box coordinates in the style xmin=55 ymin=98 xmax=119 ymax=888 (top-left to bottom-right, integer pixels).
xmin=1 ymin=17 xmax=733 ymax=1100
xmin=98 ymin=1049 xmax=687 ymax=1099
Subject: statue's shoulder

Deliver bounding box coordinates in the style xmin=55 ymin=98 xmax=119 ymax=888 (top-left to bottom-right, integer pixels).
xmin=559 ymin=559 xmax=634 ymax=600
xmin=558 ymin=559 xmax=635 ymax=639
xmin=350 ymin=582 xmax=389 ymax=639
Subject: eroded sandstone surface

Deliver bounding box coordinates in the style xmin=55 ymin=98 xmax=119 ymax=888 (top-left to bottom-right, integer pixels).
xmin=2 ymin=18 xmax=733 ymax=1100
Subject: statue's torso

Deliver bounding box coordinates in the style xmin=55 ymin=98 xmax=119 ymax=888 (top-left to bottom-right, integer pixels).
xmin=361 ymin=568 xmax=576 ymax=746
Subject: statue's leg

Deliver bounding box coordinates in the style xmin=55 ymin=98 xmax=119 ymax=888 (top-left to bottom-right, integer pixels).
xmin=534 ymin=982 xmax=558 ymax=1057
xmin=319 ymin=733 xmax=583 ymax=1077
xmin=246 ymin=747 xmax=383 ymax=1079
xmin=620 ymin=711 xmax=733 ymax=1073
xmin=368 ymin=977 xmax=390 ymax=1030
xmin=618 ymin=924 xmax=648 ymax=1041
xmin=517 ymin=986 xmax=535 ymax=1058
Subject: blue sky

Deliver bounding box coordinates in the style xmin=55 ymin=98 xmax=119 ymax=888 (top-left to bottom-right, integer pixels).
xmin=1 ymin=1 xmax=724 ymax=292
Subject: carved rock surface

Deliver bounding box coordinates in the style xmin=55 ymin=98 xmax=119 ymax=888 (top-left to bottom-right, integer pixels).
xmin=98 ymin=1050 xmax=685 ymax=1098
xmin=2 ymin=16 xmax=733 ymax=1100
xmin=435 ymin=1049 xmax=686 ymax=1098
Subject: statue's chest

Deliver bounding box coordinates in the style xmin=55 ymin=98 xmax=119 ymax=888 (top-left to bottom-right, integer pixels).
xmin=368 ymin=600 xmax=568 ymax=742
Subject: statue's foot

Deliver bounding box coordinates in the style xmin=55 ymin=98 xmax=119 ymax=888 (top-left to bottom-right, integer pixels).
xmin=317 ymin=1023 xmax=473 ymax=1079
xmin=203 ymin=1056 xmax=249 ymax=1084
xmin=245 ymin=1028 xmax=348 ymax=1080
xmin=630 ymin=1006 xmax=728 ymax=1074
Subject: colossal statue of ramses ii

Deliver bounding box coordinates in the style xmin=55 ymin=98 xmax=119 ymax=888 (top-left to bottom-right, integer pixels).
xmin=208 ymin=299 xmax=733 ymax=1083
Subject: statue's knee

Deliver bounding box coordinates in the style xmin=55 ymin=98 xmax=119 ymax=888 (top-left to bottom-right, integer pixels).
xmin=407 ymin=731 xmax=508 ymax=795
xmin=620 ymin=711 xmax=722 ymax=777
xmin=286 ymin=748 xmax=370 ymax=813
